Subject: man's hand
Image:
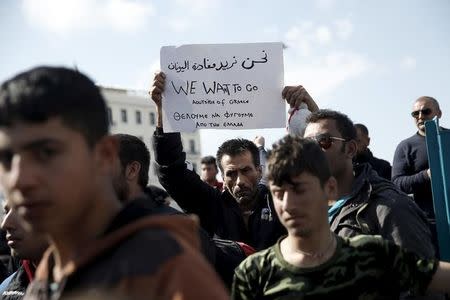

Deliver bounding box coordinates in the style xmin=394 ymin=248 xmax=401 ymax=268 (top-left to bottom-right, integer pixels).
xmin=253 ymin=136 xmax=265 ymax=148
xmin=149 ymin=72 xmax=166 ymax=108
xmin=149 ymin=72 xmax=166 ymax=128
xmin=282 ymin=85 xmax=319 ymax=112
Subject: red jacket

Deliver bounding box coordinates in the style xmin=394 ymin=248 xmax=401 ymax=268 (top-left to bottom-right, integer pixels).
xmin=24 ymin=214 xmax=228 ymax=300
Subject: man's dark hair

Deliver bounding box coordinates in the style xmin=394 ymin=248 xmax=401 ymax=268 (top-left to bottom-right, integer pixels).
xmin=201 ymin=156 xmax=218 ymax=170
xmin=114 ymin=134 xmax=150 ymax=189
xmin=0 ymin=66 xmax=108 ymax=147
xmin=307 ymin=109 xmax=356 ymax=141
xmin=267 ymin=135 xmax=331 ymax=187
xmin=354 ymin=123 xmax=369 ymax=136
xmin=216 ymin=139 xmax=259 ymax=172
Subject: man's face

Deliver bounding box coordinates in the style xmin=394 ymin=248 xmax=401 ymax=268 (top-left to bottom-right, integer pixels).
xmin=1 ymin=201 xmax=48 ymax=261
xmin=0 ymin=118 xmax=108 ymax=235
xmin=412 ymin=99 xmax=442 ymax=135
xmin=355 ymin=127 xmax=369 ymax=155
xmin=270 ymin=172 xmax=335 ymax=238
xmin=304 ymin=119 xmax=352 ymax=179
xmin=220 ymin=151 xmax=261 ymax=210
xmin=201 ymin=163 xmax=218 ymax=183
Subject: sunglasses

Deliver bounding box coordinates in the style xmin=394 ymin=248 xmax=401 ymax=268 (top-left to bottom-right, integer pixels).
xmin=307 ymin=134 xmax=347 ymax=150
xmin=411 ymin=108 xmax=432 ymax=118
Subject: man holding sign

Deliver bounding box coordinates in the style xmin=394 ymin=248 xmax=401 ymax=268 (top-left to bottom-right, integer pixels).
xmin=150 ymin=44 xmax=317 ymax=251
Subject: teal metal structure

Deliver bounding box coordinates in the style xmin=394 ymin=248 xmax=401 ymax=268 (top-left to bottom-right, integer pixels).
xmin=425 ymin=118 xmax=450 ymax=261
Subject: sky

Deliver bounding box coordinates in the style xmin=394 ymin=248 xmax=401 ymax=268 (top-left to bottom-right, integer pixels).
xmin=0 ymin=0 xmax=449 ymax=163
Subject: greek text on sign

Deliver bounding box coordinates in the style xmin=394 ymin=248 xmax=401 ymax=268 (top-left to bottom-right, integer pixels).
xmin=160 ymin=42 xmax=285 ymax=132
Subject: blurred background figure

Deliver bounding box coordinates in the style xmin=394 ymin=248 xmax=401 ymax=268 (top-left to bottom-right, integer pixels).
xmin=354 ymin=123 xmax=392 ymax=180
xmin=200 ymin=156 xmax=223 ymax=191
xmin=0 ymin=198 xmax=48 ymax=298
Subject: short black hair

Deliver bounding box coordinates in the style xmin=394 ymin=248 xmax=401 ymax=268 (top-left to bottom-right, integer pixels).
xmin=114 ymin=134 xmax=150 ymax=189
xmin=354 ymin=123 xmax=369 ymax=136
xmin=0 ymin=66 xmax=108 ymax=147
xmin=268 ymin=135 xmax=331 ymax=187
xmin=216 ymin=139 xmax=259 ymax=173
xmin=307 ymin=109 xmax=356 ymax=141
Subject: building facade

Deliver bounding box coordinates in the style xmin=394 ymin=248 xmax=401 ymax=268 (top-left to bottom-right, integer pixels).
xmin=101 ymin=86 xmax=202 ymax=187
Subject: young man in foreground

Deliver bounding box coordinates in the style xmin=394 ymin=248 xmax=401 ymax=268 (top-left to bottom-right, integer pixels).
xmin=0 ymin=66 xmax=227 ymax=300
xmin=232 ymin=135 xmax=450 ymax=299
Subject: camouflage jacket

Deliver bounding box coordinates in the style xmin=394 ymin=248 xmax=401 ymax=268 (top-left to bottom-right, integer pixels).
xmin=232 ymin=235 xmax=438 ymax=300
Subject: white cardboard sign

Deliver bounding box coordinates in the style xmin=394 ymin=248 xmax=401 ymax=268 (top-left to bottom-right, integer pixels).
xmin=160 ymin=42 xmax=285 ymax=132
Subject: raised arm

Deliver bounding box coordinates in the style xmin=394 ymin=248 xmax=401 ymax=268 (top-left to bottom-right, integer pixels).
xmin=149 ymin=71 xmax=166 ymax=129
xmin=149 ymin=72 xmax=223 ymax=235
xmin=282 ymin=85 xmax=319 ymax=112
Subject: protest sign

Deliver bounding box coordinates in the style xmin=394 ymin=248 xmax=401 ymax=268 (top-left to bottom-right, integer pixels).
xmin=160 ymin=42 xmax=285 ymax=132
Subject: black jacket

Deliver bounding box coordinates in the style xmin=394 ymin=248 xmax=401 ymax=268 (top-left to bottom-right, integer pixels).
xmin=153 ymin=130 xmax=286 ymax=251
xmin=331 ymin=163 xmax=435 ymax=259
xmin=129 ymin=189 xmax=252 ymax=288
xmin=354 ymin=148 xmax=392 ymax=180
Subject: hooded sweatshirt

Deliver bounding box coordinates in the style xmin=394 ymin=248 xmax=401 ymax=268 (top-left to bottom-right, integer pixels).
xmin=23 ymin=212 xmax=228 ymax=300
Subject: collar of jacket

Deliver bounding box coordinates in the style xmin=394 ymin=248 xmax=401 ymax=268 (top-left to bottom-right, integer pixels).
xmin=222 ymin=184 xmax=271 ymax=217
xmin=354 ymin=148 xmax=374 ymax=164
xmin=330 ymin=163 xmax=378 ymax=224
xmin=330 ymin=163 xmax=397 ymax=232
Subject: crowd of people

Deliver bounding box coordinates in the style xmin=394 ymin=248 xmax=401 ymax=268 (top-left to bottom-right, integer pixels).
xmin=0 ymin=66 xmax=447 ymax=300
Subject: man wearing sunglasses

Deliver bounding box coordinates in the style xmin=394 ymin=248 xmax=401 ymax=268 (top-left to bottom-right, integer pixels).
xmin=303 ymin=109 xmax=434 ymax=260
xmin=392 ymin=96 xmax=443 ymax=257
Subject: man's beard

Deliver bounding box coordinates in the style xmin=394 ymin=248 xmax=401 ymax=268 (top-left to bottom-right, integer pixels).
xmin=232 ymin=187 xmax=258 ymax=211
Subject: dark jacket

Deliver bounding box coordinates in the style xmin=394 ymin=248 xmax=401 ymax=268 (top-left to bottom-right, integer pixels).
xmin=131 ymin=189 xmax=252 ymax=288
xmin=330 ymin=163 xmax=435 ymax=259
xmin=24 ymin=211 xmax=228 ymax=300
xmin=354 ymin=148 xmax=392 ymax=180
xmin=153 ymin=130 xmax=286 ymax=251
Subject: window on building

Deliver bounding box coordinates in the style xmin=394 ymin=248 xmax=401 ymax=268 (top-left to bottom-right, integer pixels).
xmin=121 ymin=109 xmax=127 ymax=123
xmin=189 ymin=139 xmax=196 ymax=154
xmin=107 ymin=107 xmax=114 ymax=125
xmin=149 ymin=112 xmax=156 ymax=125
xmin=136 ymin=110 xmax=142 ymax=124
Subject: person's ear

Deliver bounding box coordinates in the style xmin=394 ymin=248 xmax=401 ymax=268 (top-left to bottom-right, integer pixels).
xmin=346 ymin=139 xmax=358 ymax=159
xmin=367 ymin=136 xmax=371 ymax=147
xmin=219 ymin=161 xmax=225 ymax=180
xmin=94 ymin=135 xmax=119 ymax=175
xmin=125 ymin=161 xmax=141 ymax=181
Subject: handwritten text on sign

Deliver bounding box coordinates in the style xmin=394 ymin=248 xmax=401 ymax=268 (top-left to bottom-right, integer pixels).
xmin=160 ymin=43 xmax=285 ymax=132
